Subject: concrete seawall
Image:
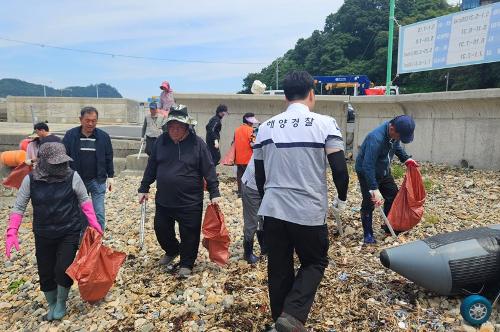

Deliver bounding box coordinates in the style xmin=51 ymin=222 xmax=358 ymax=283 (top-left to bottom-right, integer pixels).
xmin=175 ymin=93 xmax=349 ymax=159
xmin=350 ymin=89 xmax=500 ymax=170
xmin=3 ymin=89 xmax=500 ymax=169
xmin=6 ymin=96 xmax=141 ymax=124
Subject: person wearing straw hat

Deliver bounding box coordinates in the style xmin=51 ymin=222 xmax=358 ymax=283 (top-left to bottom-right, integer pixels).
xmin=138 ymin=105 xmax=221 ymax=278
xmin=5 ymin=142 xmax=103 ymax=321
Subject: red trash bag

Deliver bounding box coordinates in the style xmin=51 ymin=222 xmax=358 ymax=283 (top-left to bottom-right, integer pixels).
xmin=221 ymin=143 xmax=235 ymax=166
xmin=202 ymin=204 xmax=230 ymax=266
xmin=388 ymin=166 xmax=426 ymax=232
xmin=66 ymin=227 xmax=127 ymax=303
xmin=2 ymin=163 xmax=32 ymax=189
xmin=19 ymin=138 xmax=31 ymax=151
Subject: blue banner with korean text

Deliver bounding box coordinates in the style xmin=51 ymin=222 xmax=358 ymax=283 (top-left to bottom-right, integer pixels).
xmin=397 ymin=2 xmax=500 ymax=74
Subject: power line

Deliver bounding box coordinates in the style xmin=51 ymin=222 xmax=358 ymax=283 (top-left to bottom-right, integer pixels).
xmin=0 ymin=36 xmax=267 ymax=65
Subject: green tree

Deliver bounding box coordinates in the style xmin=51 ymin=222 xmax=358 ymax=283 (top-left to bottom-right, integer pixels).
xmin=0 ymin=79 xmax=122 ymax=98
xmin=239 ymin=0 xmax=500 ymax=94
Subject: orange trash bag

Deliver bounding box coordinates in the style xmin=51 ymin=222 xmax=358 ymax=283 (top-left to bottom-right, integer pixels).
xmin=221 ymin=143 xmax=235 ymax=166
xmin=2 ymin=163 xmax=32 ymax=189
xmin=66 ymin=227 xmax=127 ymax=303
xmin=388 ymin=166 xmax=426 ymax=232
xmin=202 ymin=204 xmax=230 ymax=266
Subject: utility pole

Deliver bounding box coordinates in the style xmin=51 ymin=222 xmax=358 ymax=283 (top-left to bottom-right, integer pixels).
xmin=42 ymin=80 xmax=53 ymax=97
xmin=445 ymin=72 xmax=450 ymax=92
xmin=385 ymin=0 xmax=396 ymax=95
xmin=96 ymin=84 xmax=99 ymax=98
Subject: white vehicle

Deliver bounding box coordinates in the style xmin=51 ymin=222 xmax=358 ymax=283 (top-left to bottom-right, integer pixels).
xmin=262 ymin=90 xmax=285 ymax=95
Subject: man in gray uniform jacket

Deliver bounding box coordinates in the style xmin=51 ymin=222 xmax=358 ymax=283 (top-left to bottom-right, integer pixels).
xmin=254 ymin=71 xmax=349 ymax=331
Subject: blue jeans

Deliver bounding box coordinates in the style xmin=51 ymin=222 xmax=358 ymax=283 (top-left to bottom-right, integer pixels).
xmin=83 ymin=179 xmax=106 ymax=231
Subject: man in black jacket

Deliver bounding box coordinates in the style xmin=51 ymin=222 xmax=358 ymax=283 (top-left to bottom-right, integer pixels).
xmin=138 ymin=105 xmax=221 ymax=278
xmin=205 ymin=104 xmax=228 ymax=165
xmin=62 ymin=107 xmax=114 ymax=231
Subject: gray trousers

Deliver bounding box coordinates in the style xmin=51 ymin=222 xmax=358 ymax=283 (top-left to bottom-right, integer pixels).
xmin=241 ymin=182 xmax=262 ymax=243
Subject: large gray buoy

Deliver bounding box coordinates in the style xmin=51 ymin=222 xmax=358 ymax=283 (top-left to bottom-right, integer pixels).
xmin=380 ymin=224 xmax=500 ymax=295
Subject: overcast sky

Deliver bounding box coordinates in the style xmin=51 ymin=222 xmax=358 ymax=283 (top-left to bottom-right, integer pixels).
xmin=0 ymin=0 xmax=345 ymax=100
xmin=0 ymin=0 xmax=460 ymax=100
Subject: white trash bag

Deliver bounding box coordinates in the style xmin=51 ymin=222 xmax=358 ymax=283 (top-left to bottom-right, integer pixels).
xmin=251 ymin=80 xmax=266 ymax=94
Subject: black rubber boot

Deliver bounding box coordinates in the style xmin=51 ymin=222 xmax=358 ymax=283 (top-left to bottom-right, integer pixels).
xmin=256 ymin=231 xmax=267 ymax=255
xmin=361 ymin=212 xmax=376 ymax=244
xmin=243 ymin=240 xmax=259 ymax=264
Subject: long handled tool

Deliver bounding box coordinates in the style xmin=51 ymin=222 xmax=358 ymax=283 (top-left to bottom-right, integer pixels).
xmin=378 ymin=206 xmax=397 ymax=238
xmin=137 ymin=137 xmax=146 ymax=160
xmin=139 ymin=200 xmax=146 ymax=249
xmin=332 ymin=207 xmax=344 ymax=236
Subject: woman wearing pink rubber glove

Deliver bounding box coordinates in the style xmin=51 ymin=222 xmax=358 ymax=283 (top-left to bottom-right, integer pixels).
xmin=5 ymin=142 xmax=102 ymax=322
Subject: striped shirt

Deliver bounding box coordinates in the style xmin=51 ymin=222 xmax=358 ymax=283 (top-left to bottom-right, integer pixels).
xmin=79 ymin=133 xmax=97 ymax=180
xmin=253 ymin=102 xmax=344 ymax=226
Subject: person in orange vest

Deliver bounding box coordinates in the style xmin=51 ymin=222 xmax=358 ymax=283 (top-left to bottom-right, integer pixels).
xmin=234 ymin=112 xmax=259 ymax=197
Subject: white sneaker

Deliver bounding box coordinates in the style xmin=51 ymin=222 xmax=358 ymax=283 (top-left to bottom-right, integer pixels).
xmin=159 ymin=254 xmax=178 ymax=266
xmin=178 ymin=267 xmax=192 ymax=278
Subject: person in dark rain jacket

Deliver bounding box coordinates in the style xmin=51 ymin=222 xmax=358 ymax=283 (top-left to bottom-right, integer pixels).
xmin=138 ymin=105 xmax=221 ymax=278
xmin=205 ymin=104 xmax=228 ymax=165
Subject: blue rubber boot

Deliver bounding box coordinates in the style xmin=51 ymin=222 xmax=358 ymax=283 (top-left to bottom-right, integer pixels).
xmin=361 ymin=212 xmax=376 ymax=244
xmin=53 ymin=285 xmax=70 ymax=320
xmin=243 ymin=240 xmax=259 ymax=264
xmin=43 ymin=289 xmax=57 ymax=321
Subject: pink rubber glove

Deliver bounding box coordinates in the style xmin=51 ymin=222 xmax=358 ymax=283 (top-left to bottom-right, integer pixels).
xmin=5 ymin=213 xmax=22 ymax=259
xmin=81 ymin=201 xmax=103 ymax=235
xmin=404 ymin=158 xmax=419 ymax=168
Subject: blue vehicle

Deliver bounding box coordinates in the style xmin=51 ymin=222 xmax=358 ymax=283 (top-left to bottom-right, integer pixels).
xmin=313 ymin=75 xmax=399 ymax=95
xmin=313 ymin=75 xmax=372 ymax=96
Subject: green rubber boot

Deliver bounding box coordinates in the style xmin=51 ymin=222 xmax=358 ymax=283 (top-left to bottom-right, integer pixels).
xmin=43 ymin=289 xmax=57 ymax=321
xmin=53 ymin=285 xmax=70 ymax=320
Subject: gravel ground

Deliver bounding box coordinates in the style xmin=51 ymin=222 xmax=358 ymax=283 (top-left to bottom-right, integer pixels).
xmin=0 ymin=163 xmax=499 ymax=331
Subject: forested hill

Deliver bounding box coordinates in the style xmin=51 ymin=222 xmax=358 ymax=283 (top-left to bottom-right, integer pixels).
xmin=0 ymin=79 xmax=122 ymax=98
xmin=241 ymin=0 xmax=500 ymax=94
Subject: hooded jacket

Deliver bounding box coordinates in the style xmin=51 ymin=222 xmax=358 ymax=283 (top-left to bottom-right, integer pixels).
xmin=138 ymin=131 xmax=220 ymax=208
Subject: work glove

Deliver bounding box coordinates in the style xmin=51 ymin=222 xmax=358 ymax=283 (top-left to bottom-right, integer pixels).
xmin=140 ymin=137 xmax=145 ymax=143
xmin=138 ymin=193 xmax=149 ymax=204
xmin=107 ymin=178 xmax=114 ymax=191
xmin=214 ymin=140 xmax=220 ymax=149
xmin=404 ymin=158 xmax=419 ymax=168
xmin=5 ymin=213 xmax=23 ymax=259
xmin=211 ymin=197 xmax=221 ymax=205
xmin=369 ymin=189 xmax=384 ymax=207
xmin=332 ymin=197 xmax=346 ymax=213
xmin=80 ymin=201 xmax=103 ymax=235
